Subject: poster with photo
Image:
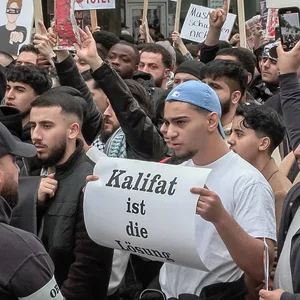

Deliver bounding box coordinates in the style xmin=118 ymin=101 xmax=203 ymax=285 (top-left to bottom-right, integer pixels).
xmin=0 ymin=0 xmax=34 ymax=56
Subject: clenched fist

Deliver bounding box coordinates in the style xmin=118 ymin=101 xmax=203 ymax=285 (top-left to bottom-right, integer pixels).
xmin=9 ymin=31 xmax=23 ymax=44
xmin=38 ymin=173 xmax=58 ymax=203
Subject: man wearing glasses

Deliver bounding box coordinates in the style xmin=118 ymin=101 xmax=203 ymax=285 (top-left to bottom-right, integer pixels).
xmin=0 ymin=0 xmax=27 ymax=56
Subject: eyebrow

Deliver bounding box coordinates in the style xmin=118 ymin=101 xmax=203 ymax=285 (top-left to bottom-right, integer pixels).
xmin=28 ymin=120 xmax=55 ymax=126
xmin=164 ymin=116 xmax=190 ymax=122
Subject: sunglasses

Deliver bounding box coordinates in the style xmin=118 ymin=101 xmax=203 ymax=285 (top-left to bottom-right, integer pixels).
xmin=6 ymin=8 xmax=21 ymax=14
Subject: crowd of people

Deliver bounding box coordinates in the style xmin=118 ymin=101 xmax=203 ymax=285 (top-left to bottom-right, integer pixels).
xmin=1 ymin=1 xmax=300 ymax=300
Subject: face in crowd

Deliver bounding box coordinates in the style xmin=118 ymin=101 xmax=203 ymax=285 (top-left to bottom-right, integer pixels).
xmin=6 ymin=0 xmax=22 ymax=25
xmin=107 ymin=43 xmax=139 ymax=79
xmin=16 ymin=51 xmax=38 ymax=66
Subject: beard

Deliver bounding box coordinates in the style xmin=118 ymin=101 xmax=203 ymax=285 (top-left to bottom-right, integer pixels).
xmin=2 ymin=179 xmax=18 ymax=209
xmin=99 ymin=119 xmax=118 ymax=144
xmin=39 ymin=137 xmax=67 ymax=168
xmin=220 ymin=98 xmax=231 ymax=116
xmin=154 ymin=75 xmax=164 ymax=88
xmin=173 ymin=150 xmax=197 ymax=162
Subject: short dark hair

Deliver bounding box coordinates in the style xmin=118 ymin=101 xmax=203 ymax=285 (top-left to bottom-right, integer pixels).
xmin=6 ymin=65 xmax=52 ymax=95
xmin=119 ymin=34 xmax=135 ymax=44
xmin=201 ymin=59 xmax=248 ymax=96
xmin=92 ymin=30 xmax=119 ymax=51
xmin=19 ymin=44 xmax=39 ymax=55
xmin=236 ymin=103 xmax=285 ymax=153
xmin=31 ymin=86 xmax=84 ymax=125
xmin=141 ymin=44 xmax=172 ymax=69
xmin=216 ymin=47 xmax=256 ymax=81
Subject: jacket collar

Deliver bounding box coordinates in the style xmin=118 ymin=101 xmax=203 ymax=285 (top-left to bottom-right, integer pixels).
xmin=261 ymin=158 xmax=279 ymax=182
xmin=0 ymin=197 xmax=12 ymax=224
xmin=55 ymin=139 xmax=85 ymax=180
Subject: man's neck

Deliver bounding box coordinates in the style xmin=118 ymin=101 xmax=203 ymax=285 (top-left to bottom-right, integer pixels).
xmin=6 ymin=22 xmax=16 ymax=31
xmin=22 ymin=115 xmax=30 ymax=128
xmin=192 ymin=136 xmax=230 ymax=166
xmin=251 ymin=153 xmax=271 ymax=174
xmin=221 ymin=109 xmax=236 ymax=129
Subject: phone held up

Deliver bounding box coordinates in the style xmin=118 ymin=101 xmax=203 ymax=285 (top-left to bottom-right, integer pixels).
xmin=278 ymin=6 xmax=300 ymax=51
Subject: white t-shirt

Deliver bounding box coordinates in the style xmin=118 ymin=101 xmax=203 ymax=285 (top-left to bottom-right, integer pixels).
xmin=159 ymin=151 xmax=276 ymax=298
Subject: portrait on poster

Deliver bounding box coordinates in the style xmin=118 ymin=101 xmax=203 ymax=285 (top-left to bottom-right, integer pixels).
xmin=0 ymin=0 xmax=34 ymax=56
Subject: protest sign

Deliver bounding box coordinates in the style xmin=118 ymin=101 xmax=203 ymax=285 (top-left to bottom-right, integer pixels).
xmin=266 ymin=0 xmax=300 ymax=8
xmin=84 ymin=158 xmax=211 ymax=270
xmin=75 ymin=0 xmax=115 ymax=10
xmin=181 ymin=4 xmax=236 ymax=43
xmin=55 ymin=0 xmax=81 ymax=50
xmin=260 ymin=0 xmax=268 ymax=29
xmin=245 ymin=15 xmax=261 ymax=50
xmin=0 ymin=0 xmax=34 ymax=56
xmin=75 ymin=10 xmax=84 ymax=28
xmin=266 ymin=8 xmax=278 ymax=39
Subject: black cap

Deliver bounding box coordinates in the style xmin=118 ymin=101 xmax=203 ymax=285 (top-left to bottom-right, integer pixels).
xmin=0 ymin=122 xmax=36 ymax=158
xmin=0 ymin=106 xmax=23 ymax=140
xmin=175 ymin=60 xmax=205 ymax=80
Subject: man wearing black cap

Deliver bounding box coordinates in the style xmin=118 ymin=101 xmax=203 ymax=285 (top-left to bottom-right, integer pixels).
xmin=0 ymin=122 xmax=63 ymax=300
xmin=173 ymin=60 xmax=205 ymax=88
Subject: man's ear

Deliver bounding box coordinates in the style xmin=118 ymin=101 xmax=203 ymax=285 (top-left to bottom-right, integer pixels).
xmin=258 ymin=137 xmax=271 ymax=152
xmin=69 ymin=123 xmax=80 ymax=140
xmin=247 ymin=72 xmax=252 ymax=85
xmin=207 ymin=112 xmax=219 ymax=134
xmin=164 ymin=68 xmax=171 ymax=79
xmin=231 ymin=90 xmax=242 ymax=105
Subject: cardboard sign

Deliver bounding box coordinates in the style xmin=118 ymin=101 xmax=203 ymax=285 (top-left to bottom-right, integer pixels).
xmin=245 ymin=15 xmax=262 ymax=50
xmin=181 ymin=4 xmax=236 ymax=43
xmin=84 ymin=157 xmax=212 ymax=270
xmin=55 ymin=0 xmax=81 ymax=50
xmin=0 ymin=0 xmax=34 ymax=56
xmin=75 ymin=0 xmax=115 ymax=10
xmin=266 ymin=0 xmax=300 ymax=8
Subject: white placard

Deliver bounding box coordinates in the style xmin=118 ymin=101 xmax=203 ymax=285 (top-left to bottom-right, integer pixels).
xmin=208 ymin=0 xmax=224 ymax=9
xmin=75 ymin=0 xmax=115 ymax=10
xmin=266 ymin=0 xmax=300 ymax=8
xmin=0 ymin=0 xmax=34 ymax=56
xmin=84 ymin=157 xmax=211 ymax=270
xmin=181 ymin=4 xmax=236 ymax=43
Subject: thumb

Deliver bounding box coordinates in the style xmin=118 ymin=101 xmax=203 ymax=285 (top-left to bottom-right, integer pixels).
xmin=48 ymin=173 xmax=55 ymax=179
xmin=276 ymin=42 xmax=284 ymax=56
xmin=38 ymin=20 xmax=48 ymax=35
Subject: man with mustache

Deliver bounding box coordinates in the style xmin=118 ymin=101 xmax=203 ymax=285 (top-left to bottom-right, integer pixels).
xmin=0 ymin=122 xmax=63 ymax=300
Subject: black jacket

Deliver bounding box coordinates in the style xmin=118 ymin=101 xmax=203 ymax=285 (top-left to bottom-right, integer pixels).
xmin=92 ymin=62 xmax=167 ymax=161
xmin=20 ymin=141 xmax=113 ymax=300
xmin=277 ymin=72 xmax=300 ymax=300
xmin=0 ymin=197 xmax=55 ymax=300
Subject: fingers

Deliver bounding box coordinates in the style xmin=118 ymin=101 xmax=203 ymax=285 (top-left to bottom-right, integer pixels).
xmin=38 ymin=20 xmax=48 ymax=35
xmin=223 ymin=0 xmax=228 ymax=14
xmin=86 ymin=175 xmax=99 ymax=185
xmin=190 ymin=186 xmax=211 ymax=196
xmin=85 ymin=25 xmax=93 ymax=38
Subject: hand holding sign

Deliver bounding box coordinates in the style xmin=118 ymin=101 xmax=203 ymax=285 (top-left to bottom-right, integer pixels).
xmin=192 ymin=185 xmax=226 ymax=224
xmin=258 ymin=289 xmax=284 ymax=300
xmin=9 ymin=31 xmax=24 ymax=45
xmin=209 ymin=0 xmax=228 ymax=30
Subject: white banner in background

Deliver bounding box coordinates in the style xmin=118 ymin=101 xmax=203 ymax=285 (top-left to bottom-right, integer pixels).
xmin=266 ymin=0 xmax=300 ymax=8
xmin=75 ymin=0 xmax=115 ymax=10
xmin=181 ymin=4 xmax=236 ymax=43
xmin=84 ymin=157 xmax=211 ymax=270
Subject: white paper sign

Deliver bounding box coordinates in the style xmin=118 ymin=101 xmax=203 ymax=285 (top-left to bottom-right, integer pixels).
xmin=181 ymin=4 xmax=236 ymax=43
xmin=266 ymin=0 xmax=300 ymax=8
xmin=75 ymin=0 xmax=115 ymax=10
xmin=84 ymin=158 xmax=211 ymax=270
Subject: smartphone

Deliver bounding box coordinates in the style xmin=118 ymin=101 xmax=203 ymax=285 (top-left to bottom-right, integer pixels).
xmin=278 ymin=6 xmax=300 ymax=51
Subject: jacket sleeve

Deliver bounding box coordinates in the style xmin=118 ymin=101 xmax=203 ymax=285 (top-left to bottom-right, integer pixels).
xmin=55 ymin=55 xmax=102 ymax=145
xmin=200 ymin=43 xmax=220 ymax=64
xmin=280 ymin=73 xmax=300 ymax=151
xmin=281 ymin=292 xmax=300 ymax=300
xmin=91 ymin=62 xmax=167 ymax=161
xmin=61 ymin=193 xmax=113 ymax=300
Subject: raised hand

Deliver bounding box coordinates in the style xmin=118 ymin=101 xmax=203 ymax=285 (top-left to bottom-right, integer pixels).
xmin=209 ymin=0 xmax=228 ymax=30
xmin=276 ymin=41 xmax=300 ymax=74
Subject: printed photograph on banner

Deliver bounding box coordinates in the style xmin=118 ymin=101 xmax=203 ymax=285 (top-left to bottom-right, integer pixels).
xmin=75 ymin=0 xmax=116 ymax=11
xmin=245 ymin=15 xmax=262 ymax=50
xmin=208 ymin=0 xmax=224 ymax=9
xmin=55 ymin=0 xmax=81 ymax=51
xmin=84 ymin=157 xmax=211 ymax=270
xmin=181 ymin=4 xmax=236 ymax=44
xmin=0 ymin=0 xmax=34 ymax=56
xmin=260 ymin=0 xmax=268 ymax=29
xmin=266 ymin=8 xmax=278 ymax=39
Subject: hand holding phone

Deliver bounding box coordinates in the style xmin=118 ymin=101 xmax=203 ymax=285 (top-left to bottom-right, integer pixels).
xmin=278 ymin=6 xmax=300 ymax=51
